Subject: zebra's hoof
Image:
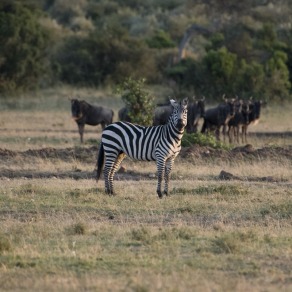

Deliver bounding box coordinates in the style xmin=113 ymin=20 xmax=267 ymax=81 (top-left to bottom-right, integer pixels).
xmin=105 ymin=189 xmax=115 ymax=196
xmin=157 ymin=191 xmax=163 ymax=199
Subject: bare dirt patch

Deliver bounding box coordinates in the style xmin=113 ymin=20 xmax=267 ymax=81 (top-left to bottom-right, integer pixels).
xmin=0 ymin=144 xmax=291 ymax=182
xmin=181 ymin=143 xmax=292 ymax=161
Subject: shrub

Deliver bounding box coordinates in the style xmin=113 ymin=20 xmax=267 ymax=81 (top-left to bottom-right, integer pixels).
xmin=116 ymin=77 xmax=155 ymax=126
xmin=182 ymin=132 xmax=230 ymax=149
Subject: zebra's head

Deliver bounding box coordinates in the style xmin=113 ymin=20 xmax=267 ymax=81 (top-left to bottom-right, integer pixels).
xmin=170 ymin=97 xmax=188 ymax=131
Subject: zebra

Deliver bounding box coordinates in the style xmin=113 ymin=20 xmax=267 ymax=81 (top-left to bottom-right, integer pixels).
xmin=96 ymin=97 xmax=188 ymax=198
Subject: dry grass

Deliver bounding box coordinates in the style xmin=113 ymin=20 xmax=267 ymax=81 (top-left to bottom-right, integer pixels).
xmin=0 ymin=88 xmax=291 ymax=291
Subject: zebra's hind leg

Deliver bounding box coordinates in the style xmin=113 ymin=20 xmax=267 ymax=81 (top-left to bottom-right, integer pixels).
xmin=104 ymin=152 xmax=126 ymax=195
xmin=104 ymin=162 xmax=115 ymax=195
xmin=156 ymin=158 xmax=166 ymax=198
xmin=104 ymin=153 xmax=118 ymax=195
xmin=164 ymin=157 xmax=174 ymax=196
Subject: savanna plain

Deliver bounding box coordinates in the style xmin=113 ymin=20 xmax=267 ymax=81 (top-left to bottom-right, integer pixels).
xmin=0 ymin=87 xmax=291 ymax=292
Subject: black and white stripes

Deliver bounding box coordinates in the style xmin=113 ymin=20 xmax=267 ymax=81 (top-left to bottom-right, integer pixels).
xmin=96 ymin=98 xmax=188 ymax=198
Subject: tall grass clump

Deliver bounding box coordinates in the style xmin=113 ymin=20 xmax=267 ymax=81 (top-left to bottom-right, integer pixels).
xmin=66 ymin=222 xmax=87 ymax=235
xmin=0 ymin=233 xmax=12 ymax=254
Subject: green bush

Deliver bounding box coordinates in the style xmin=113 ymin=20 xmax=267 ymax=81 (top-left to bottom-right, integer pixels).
xmin=115 ymin=77 xmax=155 ymax=126
xmin=182 ymin=132 xmax=230 ymax=150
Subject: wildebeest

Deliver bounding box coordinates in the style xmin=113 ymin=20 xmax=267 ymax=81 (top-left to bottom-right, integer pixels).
xmin=152 ymin=104 xmax=172 ymax=126
xmin=241 ymin=100 xmax=263 ymax=143
xmin=186 ymin=98 xmax=205 ymax=133
xmin=201 ymin=97 xmax=236 ymax=141
xmin=152 ymin=97 xmax=205 ymax=133
xmin=227 ymin=100 xmax=250 ymax=144
xmin=71 ymin=99 xmax=114 ymax=143
xmin=118 ymin=107 xmax=131 ymax=122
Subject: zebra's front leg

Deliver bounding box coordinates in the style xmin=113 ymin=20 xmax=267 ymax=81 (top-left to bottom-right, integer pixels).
xmin=164 ymin=157 xmax=174 ymax=196
xmin=156 ymin=159 xmax=166 ymax=198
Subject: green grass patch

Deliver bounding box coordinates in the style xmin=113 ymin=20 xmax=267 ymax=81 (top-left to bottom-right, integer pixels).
xmin=173 ymin=184 xmax=248 ymax=197
xmin=182 ymin=132 xmax=231 ymax=150
xmin=211 ymin=231 xmax=258 ymax=254
xmin=16 ymin=183 xmax=53 ymax=197
xmin=259 ymin=202 xmax=292 ymax=219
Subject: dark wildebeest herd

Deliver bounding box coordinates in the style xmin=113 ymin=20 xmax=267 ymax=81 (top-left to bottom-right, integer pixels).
xmin=152 ymin=97 xmax=205 ymax=134
xmin=70 ymin=96 xmax=262 ymax=144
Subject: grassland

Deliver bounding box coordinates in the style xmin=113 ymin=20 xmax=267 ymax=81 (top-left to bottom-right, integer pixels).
xmin=0 ymin=88 xmax=291 ymax=291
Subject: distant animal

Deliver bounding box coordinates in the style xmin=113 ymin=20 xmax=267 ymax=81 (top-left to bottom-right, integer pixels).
xmin=118 ymin=107 xmax=131 ymax=122
xmin=227 ymin=100 xmax=250 ymax=144
xmin=241 ymin=100 xmax=263 ymax=143
xmin=153 ymin=97 xmax=205 ymax=133
xmin=70 ymin=99 xmax=114 ymax=143
xmin=152 ymin=104 xmax=172 ymax=126
xmin=201 ymin=97 xmax=236 ymax=141
xmin=96 ymin=98 xmax=189 ymax=198
xmin=186 ymin=98 xmax=205 ymax=133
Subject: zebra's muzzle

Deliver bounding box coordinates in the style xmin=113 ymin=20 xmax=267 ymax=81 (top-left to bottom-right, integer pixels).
xmin=176 ymin=119 xmax=186 ymax=131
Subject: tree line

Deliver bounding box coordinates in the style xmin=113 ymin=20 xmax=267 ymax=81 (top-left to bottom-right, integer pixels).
xmin=0 ymin=0 xmax=292 ymax=102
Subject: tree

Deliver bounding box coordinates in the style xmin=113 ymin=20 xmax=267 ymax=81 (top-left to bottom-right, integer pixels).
xmin=54 ymin=25 xmax=160 ymax=87
xmin=202 ymin=47 xmax=238 ymax=97
xmin=264 ymin=50 xmax=290 ymax=100
xmin=146 ymin=30 xmax=176 ymax=49
xmin=235 ymin=60 xmax=265 ymax=98
xmin=0 ymin=1 xmax=52 ymax=93
xmin=255 ymin=24 xmax=291 ymax=101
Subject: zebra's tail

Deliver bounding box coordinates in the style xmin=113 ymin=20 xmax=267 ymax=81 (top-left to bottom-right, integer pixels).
xmin=96 ymin=142 xmax=104 ymax=182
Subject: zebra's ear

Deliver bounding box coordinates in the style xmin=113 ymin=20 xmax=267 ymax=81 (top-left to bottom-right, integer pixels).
xmin=182 ymin=97 xmax=188 ymax=106
xmin=170 ymin=99 xmax=177 ymax=108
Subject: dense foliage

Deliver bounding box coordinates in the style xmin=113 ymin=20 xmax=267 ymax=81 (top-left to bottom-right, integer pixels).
xmin=0 ymin=1 xmax=52 ymax=93
xmin=1 ymin=0 xmax=292 ymax=102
